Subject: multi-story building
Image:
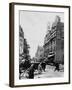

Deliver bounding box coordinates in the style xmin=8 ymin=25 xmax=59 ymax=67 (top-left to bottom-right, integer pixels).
xmin=19 ymin=26 xmax=24 ymax=63
xmin=35 ymin=46 xmax=44 ymax=62
xmin=43 ymin=16 xmax=64 ymax=64
xmin=19 ymin=26 xmax=31 ymax=64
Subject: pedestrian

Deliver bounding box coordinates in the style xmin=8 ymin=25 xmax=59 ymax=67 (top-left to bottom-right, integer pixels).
xmin=27 ymin=64 xmax=35 ymax=79
xmin=54 ymin=62 xmax=60 ymax=72
xmin=41 ymin=61 xmax=46 ymax=72
xmin=38 ymin=63 xmax=42 ymax=74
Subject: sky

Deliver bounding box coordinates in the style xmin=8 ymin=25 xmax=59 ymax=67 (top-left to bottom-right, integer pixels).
xmin=20 ymin=10 xmax=64 ymax=58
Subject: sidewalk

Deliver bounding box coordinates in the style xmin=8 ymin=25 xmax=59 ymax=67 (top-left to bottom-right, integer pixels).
xmin=34 ymin=65 xmax=64 ymax=79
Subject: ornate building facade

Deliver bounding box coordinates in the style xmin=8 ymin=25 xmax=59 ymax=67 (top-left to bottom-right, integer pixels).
xmin=44 ymin=16 xmax=64 ymax=64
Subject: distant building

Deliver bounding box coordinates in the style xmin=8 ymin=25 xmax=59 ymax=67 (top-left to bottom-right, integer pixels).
xmin=35 ymin=46 xmax=44 ymax=62
xmin=44 ymin=16 xmax=64 ymax=64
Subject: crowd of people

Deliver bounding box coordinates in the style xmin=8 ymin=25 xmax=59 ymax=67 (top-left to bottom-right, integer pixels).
xmin=19 ymin=60 xmax=46 ymax=79
xmin=19 ymin=59 xmax=63 ymax=79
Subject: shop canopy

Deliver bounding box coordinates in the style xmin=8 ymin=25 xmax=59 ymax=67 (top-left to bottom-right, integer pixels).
xmin=48 ymin=54 xmax=55 ymax=58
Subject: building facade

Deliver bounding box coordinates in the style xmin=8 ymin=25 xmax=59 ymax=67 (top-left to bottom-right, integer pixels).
xmin=44 ymin=16 xmax=64 ymax=64
xmin=35 ymin=46 xmax=44 ymax=62
xmin=19 ymin=26 xmax=24 ymax=63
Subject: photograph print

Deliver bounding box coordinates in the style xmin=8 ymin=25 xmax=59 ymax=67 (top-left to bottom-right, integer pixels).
xmin=9 ymin=3 xmax=70 ymax=87
xmin=19 ymin=11 xmax=64 ymax=80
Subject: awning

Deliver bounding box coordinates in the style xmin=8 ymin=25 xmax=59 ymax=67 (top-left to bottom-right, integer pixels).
xmin=48 ymin=54 xmax=55 ymax=58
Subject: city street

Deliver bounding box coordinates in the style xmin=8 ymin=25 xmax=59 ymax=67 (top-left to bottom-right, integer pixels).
xmin=34 ymin=65 xmax=64 ymax=79
xmin=21 ymin=65 xmax=64 ymax=79
xmin=19 ymin=15 xmax=64 ymax=80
